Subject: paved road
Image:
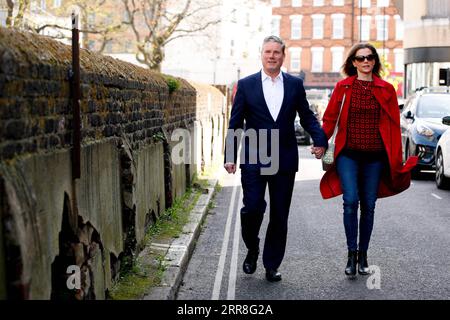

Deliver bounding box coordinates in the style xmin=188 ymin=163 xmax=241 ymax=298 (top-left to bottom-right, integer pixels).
xmin=177 ymin=146 xmax=450 ymax=300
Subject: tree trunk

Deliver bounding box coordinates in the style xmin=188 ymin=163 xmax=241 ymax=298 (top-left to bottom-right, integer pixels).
xmin=5 ymin=0 xmax=14 ymax=27
xmin=13 ymin=0 xmax=30 ymax=28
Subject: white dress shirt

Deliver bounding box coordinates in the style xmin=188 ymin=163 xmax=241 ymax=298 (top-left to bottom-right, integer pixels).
xmin=261 ymin=70 xmax=284 ymax=121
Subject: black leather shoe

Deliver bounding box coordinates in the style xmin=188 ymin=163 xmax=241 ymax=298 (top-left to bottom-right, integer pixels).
xmin=243 ymin=250 xmax=259 ymax=274
xmin=358 ymin=250 xmax=370 ymax=275
xmin=265 ymin=268 xmax=282 ymax=282
xmin=345 ymin=250 xmax=357 ymax=277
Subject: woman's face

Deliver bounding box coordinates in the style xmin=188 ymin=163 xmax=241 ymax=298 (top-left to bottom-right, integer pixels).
xmin=352 ymin=48 xmax=376 ymax=76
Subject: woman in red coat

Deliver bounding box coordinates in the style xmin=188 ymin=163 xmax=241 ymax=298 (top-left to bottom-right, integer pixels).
xmin=319 ymin=43 xmax=418 ymax=277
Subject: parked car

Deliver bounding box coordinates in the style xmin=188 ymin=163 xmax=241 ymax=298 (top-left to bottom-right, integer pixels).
xmin=294 ymin=116 xmax=312 ymax=145
xmin=400 ymin=87 xmax=450 ymax=175
xmin=435 ymin=116 xmax=450 ymax=189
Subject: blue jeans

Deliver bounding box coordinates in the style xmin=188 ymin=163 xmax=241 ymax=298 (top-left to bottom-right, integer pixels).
xmin=336 ymin=150 xmax=385 ymax=252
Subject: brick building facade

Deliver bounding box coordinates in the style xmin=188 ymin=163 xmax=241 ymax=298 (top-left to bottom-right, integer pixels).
xmin=272 ymin=0 xmax=404 ymax=93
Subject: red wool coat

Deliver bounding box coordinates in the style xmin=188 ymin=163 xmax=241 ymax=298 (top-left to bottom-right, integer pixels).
xmin=320 ymin=75 xmax=418 ymax=199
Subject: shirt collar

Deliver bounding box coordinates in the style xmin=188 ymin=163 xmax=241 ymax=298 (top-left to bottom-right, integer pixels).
xmin=261 ymin=70 xmax=283 ymax=83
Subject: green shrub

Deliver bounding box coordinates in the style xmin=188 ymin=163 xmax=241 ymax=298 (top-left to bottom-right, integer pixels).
xmin=165 ymin=76 xmax=180 ymax=94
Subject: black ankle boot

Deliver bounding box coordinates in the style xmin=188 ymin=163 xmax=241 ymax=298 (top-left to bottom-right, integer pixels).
xmin=358 ymin=250 xmax=370 ymax=275
xmin=345 ymin=250 xmax=357 ymax=276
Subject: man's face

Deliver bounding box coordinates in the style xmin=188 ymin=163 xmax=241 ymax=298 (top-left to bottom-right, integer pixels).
xmin=261 ymin=41 xmax=285 ymax=74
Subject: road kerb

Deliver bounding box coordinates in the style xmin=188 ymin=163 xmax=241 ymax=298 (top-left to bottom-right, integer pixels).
xmin=142 ymin=179 xmax=218 ymax=300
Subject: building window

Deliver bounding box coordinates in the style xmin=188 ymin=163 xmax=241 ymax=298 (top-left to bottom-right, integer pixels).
xmin=377 ymin=0 xmax=389 ymax=7
xmin=88 ymin=40 xmax=95 ymax=51
xmin=290 ymin=15 xmax=302 ymax=39
xmin=123 ymin=10 xmax=131 ymax=23
xmin=333 ymin=0 xmax=344 ymax=5
xmin=312 ymin=14 xmax=325 ymax=39
xmin=331 ymin=47 xmax=345 ymax=72
xmin=394 ymin=15 xmax=403 ymax=40
xmin=376 ymin=15 xmax=389 ymax=41
xmin=53 ymin=0 xmax=62 ymax=7
xmin=0 ymin=10 xmax=7 ymax=27
xmin=292 ymin=0 xmax=302 ymax=6
xmin=271 ymin=16 xmax=281 ymax=37
xmin=311 ymin=47 xmax=324 ymax=72
xmin=359 ymin=0 xmax=371 ymax=8
xmin=378 ymin=48 xmax=389 ymax=62
xmin=271 ymin=0 xmax=281 ymax=7
xmin=88 ymin=13 xmax=96 ymax=28
xmin=358 ymin=16 xmax=371 ymax=41
xmin=104 ymin=41 xmax=113 ymax=53
xmin=289 ymin=48 xmax=302 ymax=72
xmin=230 ymin=9 xmax=237 ymax=23
xmin=105 ymin=14 xmax=113 ymax=26
xmin=30 ymin=0 xmax=37 ymax=13
xmin=125 ymin=41 xmax=133 ymax=52
xmin=313 ymin=0 xmax=324 ymax=6
xmin=425 ymin=0 xmax=450 ymax=18
xmin=394 ymin=49 xmax=404 ymax=73
xmin=332 ymin=14 xmax=345 ymax=39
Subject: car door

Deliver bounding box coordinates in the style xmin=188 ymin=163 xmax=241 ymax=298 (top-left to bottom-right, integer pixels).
xmin=442 ymin=125 xmax=450 ymax=176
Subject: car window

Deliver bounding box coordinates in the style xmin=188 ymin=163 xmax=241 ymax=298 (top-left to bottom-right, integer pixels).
xmin=416 ymin=95 xmax=450 ymax=118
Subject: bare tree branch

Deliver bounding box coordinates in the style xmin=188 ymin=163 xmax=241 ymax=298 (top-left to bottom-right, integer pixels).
xmin=125 ymin=0 xmax=221 ymax=71
xmin=122 ymin=0 xmax=142 ymax=43
xmin=4 ymin=0 xmax=222 ymax=71
xmin=35 ymin=23 xmax=122 ymax=35
xmin=165 ymin=19 xmax=221 ymax=44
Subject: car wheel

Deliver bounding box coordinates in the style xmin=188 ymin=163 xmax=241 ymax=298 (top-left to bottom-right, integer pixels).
xmin=435 ymin=150 xmax=450 ymax=190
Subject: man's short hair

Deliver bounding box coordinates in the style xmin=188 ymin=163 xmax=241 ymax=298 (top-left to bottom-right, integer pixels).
xmin=262 ymin=35 xmax=286 ymax=54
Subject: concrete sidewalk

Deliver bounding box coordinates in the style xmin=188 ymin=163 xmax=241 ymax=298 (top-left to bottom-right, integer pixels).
xmin=142 ymin=178 xmax=218 ymax=300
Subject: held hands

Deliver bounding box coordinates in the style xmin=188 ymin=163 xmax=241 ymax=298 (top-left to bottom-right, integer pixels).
xmin=226 ymin=148 xmax=324 ymax=170
xmin=310 ymin=146 xmax=326 ymax=159
xmin=224 ymin=162 xmax=236 ymax=174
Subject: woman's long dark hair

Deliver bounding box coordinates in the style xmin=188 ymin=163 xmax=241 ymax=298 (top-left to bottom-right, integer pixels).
xmin=342 ymin=43 xmax=382 ymax=78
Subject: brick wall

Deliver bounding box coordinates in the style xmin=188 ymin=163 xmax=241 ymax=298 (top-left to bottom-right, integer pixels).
xmin=0 ymin=27 xmax=225 ymax=300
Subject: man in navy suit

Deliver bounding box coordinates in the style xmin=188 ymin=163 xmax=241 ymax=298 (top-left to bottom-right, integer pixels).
xmin=224 ymin=36 xmax=328 ymax=282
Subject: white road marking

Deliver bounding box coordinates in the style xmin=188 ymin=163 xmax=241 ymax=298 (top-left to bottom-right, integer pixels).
xmin=431 ymin=193 xmax=442 ymax=200
xmin=211 ymin=175 xmax=239 ymax=300
xmin=227 ymin=186 xmax=243 ymax=300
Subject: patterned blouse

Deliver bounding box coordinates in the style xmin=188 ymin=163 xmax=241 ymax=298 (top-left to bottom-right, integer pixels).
xmin=346 ymin=79 xmax=384 ymax=152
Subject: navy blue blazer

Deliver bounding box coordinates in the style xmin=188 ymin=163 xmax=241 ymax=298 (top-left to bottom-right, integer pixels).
xmin=225 ymin=71 xmax=328 ymax=173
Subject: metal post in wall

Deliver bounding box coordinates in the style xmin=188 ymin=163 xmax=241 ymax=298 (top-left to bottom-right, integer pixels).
xmin=71 ymin=12 xmax=81 ymax=180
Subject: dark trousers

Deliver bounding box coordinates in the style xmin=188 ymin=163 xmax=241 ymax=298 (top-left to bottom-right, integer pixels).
xmin=336 ymin=150 xmax=385 ymax=252
xmin=240 ymin=166 xmax=296 ymax=270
